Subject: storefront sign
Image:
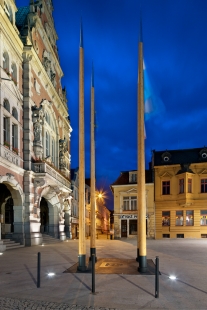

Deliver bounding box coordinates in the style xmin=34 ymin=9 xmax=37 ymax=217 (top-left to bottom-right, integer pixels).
xmin=72 ymin=218 xmax=79 ymax=224
xmin=120 ymin=214 xmax=137 ymax=219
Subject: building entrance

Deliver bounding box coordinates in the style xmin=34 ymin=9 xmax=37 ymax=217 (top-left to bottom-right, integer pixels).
xmin=129 ymin=219 xmax=137 ymax=235
xmin=0 ymin=184 xmax=14 ymax=235
xmin=40 ymin=197 xmax=49 ymax=233
xmin=121 ymin=220 xmax=127 ymax=237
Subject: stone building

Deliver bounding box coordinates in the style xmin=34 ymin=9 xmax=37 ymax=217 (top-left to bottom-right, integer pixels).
xmin=111 ymin=170 xmax=155 ymax=239
xmin=0 ymin=0 xmax=72 ymax=246
xmin=152 ymin=147 xmax=207 ymax=239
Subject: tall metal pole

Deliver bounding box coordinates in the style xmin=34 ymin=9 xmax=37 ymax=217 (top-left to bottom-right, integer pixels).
xmin=78 ymin=20 xmax=87 ymax=271
xmin=137 ymin=17 xmax=147 ymax=273
xmin=90 ymin=62 xmax=96 ymax=261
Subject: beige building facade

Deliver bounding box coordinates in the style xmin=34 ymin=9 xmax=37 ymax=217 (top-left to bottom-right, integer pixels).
xmin=152 ymin=148 xmax=207 ymax=239
xmin=111 ymin=170 xmax=155 ymax=239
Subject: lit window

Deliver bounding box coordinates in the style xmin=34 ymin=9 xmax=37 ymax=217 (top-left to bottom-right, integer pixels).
xmin=162 ymin=181 xmax=170 ymax=195
xmin=188 ymin=178 xmax=192 ymax=193
xmin=176 ymin=211 xmax=183 ymax=226
xmin=186 ymin=210 xmax=194 ymax=226
xmin=201 ymin=179 xmax=207 ymax=193
xmin=162 ymin=211 xmax=170 ymax=226
xmin=200 ymin=210 xmax=207 ymax=226
xmin=179 ymin=179 xmax=184 ymax=194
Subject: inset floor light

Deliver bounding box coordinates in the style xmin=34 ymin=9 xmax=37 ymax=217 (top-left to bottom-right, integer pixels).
xmin=169 ymin=275 xmax=177 ymax=280
xmin=47 ymin=272 xmax=55 ymax=277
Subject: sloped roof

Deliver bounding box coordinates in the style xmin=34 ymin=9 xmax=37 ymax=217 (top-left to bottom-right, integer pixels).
xmin=111 ymin=170 xmax=153 ymax=189
xmin=152 ymin=147 xmax=207 ymax=166
xmin=16 ymin=6 xmax=29 ymax=30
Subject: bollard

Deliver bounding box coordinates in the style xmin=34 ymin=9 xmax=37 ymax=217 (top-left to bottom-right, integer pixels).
xmin=37 ymin=252 xmax=41 ymax=288
xmin=155 ymin=256 xmax=159 ymax=298
xmin=92 ymin=253 xmax=95 ymax=294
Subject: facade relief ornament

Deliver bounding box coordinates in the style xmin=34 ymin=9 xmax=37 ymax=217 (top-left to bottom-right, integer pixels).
xmin=32 ymin=105 xmax=45 ymax=158
xmin=59 ymin=138 xmax=67 ymax=170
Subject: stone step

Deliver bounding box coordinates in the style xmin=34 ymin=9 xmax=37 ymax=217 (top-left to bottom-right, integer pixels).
xmin=2 ymin=239 xmax=24 ymax=250
xmin=42 ymin=234 xmax=62 ymax=245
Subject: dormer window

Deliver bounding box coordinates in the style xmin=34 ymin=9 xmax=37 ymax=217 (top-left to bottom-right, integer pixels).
xmin=202 ymin=153 xmax=207 ymax=159
xmin=161 ymin=151 xmax=171 ymax=163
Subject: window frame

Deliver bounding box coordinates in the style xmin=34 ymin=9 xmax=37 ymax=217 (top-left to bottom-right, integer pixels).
xmin=162 ymin=180 xmax=170 ymax=195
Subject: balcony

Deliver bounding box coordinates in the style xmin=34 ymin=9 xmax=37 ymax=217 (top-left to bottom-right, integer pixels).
xmin=32 ymin=162 xmax=70 ymax=189
xmin=0 ymin=144 xmax=20 ymax=166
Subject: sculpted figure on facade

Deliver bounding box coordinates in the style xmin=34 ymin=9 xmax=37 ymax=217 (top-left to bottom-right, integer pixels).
xmin=59 ymin=138 xmax=67 ymax=170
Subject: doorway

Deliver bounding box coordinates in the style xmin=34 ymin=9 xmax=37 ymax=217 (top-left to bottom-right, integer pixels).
xmin=121 ymin=220 xmax=127 ymax=237
xmin=40 ymin=197 xmax=49 ymax=233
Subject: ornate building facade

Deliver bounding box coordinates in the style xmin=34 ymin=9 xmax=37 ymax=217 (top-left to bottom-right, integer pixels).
xmin=152 ymin=148 xmax=207 ymax=239
xmin=0 ymin=0 xmax=72 ymax=246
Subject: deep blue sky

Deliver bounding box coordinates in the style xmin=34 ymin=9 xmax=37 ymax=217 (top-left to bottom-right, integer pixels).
xmin=16 ymin=0 xmax=207 ymax=210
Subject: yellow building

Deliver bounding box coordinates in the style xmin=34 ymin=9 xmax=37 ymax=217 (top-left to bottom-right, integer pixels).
xmin=152 ymin=148 xmax=207 ymax=239
xmin=111 ymin=170 xmax=155 ymax=239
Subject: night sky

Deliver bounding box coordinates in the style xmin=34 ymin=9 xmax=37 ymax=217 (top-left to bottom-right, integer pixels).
xmin=16 ymin=0 xmax=207 ymax=210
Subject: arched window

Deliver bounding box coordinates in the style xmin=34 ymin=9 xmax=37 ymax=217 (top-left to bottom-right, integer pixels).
xmin=4 ymin=1 xmax=13 ymax=23
xmin=3 ymin=52 xmax=9 ymax=73
xmin=45 ymin=112 xmax=50 ymax=125
xmin=3 ymin=99 xmax=10 ymax=112
xmin=11 ymin=63 xmax=17 ymax=84
xmin=3 ymin=117 xmax=10 ymax=146
xmin=12 ymin=107 xmax=18 ymax=120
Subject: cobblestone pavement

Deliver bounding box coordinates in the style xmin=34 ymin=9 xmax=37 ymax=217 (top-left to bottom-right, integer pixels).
xmin=0 ymin=298 xmax=117 ymax=310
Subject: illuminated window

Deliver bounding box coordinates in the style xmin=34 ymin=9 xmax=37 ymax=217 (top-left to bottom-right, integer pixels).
xmin=162 ymin=181 xmax=170 ymax=195
xmin=176 ymin=211 xmax=183 ymax=226
xmin=162 ymin=211 xmax=170 ymax=226
xmin=186 ymin=210 xmax=194 ymax=226
xmin=201 ymin=179 xmax=207 ymax=193
xmin=200 ymin=210 xmax=207 ymax=226
xmin=188 ymin=178 xmax=192 ymax=193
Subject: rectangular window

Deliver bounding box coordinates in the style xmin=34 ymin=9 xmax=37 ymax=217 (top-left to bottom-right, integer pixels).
xmin=123 ymin=196 xmax=137 ymax=211
xmin=188 ymin=178 xmax=192 ymax=193
xmin=200 ymin=210 xmax=207 ymax=226
xmin=179 ymin=179 xmax=184 ymax=194
xmin=3 ymin=117 xmax=9 ymax=145
xmin=186 ymin=210 xmax=194 ymax=226
xmin=162 ymin=211 xmax=170 ymax=226
xmin=131 ymin=196 xmax=137 ymax=211
xmin=46 ymin=133 xmax=50 ymax=157
xmin=201 ymin=179 xmax=207 ymax=193
xmin=51 ymin=139 xmax=55 ymax=163
xmin=176 ymin=211 xmax=183 ymax=226
xmin=123 ymin=197 xmax=129 ymax=211
xmin=162 ymin=181 xmax=170 ymax=195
